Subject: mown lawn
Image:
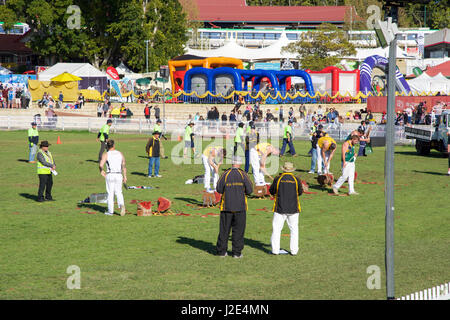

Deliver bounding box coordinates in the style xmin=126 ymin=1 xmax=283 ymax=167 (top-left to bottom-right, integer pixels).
xmin=0 ymin=130 xmax=448 ymax=299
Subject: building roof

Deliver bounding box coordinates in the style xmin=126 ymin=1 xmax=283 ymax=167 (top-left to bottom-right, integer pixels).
xmin=186 ymin=0 xmax=353 ymax=24
xmin=0 ymin=33 xmax=33 ymax=54
xmin=424 ymin=28 xmax=449 ymax=48
xmin=424 ymin=60 xmax=450 ymax=77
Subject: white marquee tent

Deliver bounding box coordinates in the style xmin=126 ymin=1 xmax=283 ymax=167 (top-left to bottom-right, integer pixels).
xmin=185 ymin=33 xmax=414 ymax=63
xmin=38 ymin=63 xmax=111 ymax=81
xmin=407 ymin=72 xmax=450 ymax=94
xmin=0 ymin=65 xmax=12 ymax=75
xmin=38 ymin=63 xmax=111 ymax=92
xmin=186 ymin=33 xmax=297 ymax=61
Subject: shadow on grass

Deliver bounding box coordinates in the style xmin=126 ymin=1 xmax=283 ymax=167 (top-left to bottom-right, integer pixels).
xmin=395 ymin=151 xmax=447 ymax=159
xmin=176 ymin=236 xmax=272 ymax=255
xmin=244 ymin=238 xmax=272 ymax=254
xmin=17 ymin=159 xmax=29 ymax=163
xmin=77 ymin=203 xmax=106 ymax=212
xmin=307 ymin=184 xmax=329 ymax=192
xmin=174 ymin=197 xmax=203 ymax=205
xmin=412 ymin=170 xmax=449 ymax=176
xmin=176 ymin=236 xmax=216 ymax=255
xmin=19 ymin=193 xmax=39 ymax=201
xmin=137 ymin=155 xmax=149 ymax=159
xmin=85 ymin=159 xmax=98 ymax=163
xmin=131 ymin=171 xmax=147 ymax=177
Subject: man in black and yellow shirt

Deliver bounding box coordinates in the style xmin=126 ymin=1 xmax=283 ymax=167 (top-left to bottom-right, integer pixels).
xmin=215 ymin=156 xmax=253 ymax=258
xmin=145 ymin=131 xmax=161 ymax=178
xmin=269 ymin=162 xmax=302 ymax=256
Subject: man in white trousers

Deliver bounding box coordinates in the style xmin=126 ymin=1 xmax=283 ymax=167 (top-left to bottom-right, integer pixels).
xmin=99 ymin=140 xmax=127 ymax=216
xmin=333 ymin=135 xmax=359 ymax=195
xmin=269 ymin=162 xmax=302 ymax=256
xmin=249 ymin=142 xmax=279 ymax=186
xmin=202 ymin=146 xmax=226 ymax=193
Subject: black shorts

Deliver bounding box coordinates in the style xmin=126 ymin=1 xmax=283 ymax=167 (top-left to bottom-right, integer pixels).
xmin=185 ymin=141 xmax=194 ymax=148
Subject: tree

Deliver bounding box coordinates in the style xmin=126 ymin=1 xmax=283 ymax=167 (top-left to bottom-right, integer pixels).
xmin=281 ymin=23 xmax=356 ymax=70
xmin=0 ymin=0 xmax=189 ymax=72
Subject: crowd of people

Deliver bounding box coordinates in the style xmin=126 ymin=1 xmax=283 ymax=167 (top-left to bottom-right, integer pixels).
xmin=0 ymin=82 xmax=31 ymax=109
xmin=394 ymin=100 xmax=448 ymax=126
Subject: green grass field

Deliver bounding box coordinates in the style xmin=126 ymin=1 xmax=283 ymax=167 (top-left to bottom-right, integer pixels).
xmin=0 ymin=130 xmax=449 ymax=300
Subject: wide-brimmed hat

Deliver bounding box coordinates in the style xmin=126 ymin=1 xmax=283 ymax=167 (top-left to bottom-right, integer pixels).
xmin=281 ymin=162 xmax=296 ymax=172
xmin=40 ymin=140 xmax=51 ymax=148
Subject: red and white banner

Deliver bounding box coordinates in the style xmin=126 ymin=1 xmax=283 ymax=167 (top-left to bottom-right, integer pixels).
xmin=106 ymin=66 xmax=120 ymax=80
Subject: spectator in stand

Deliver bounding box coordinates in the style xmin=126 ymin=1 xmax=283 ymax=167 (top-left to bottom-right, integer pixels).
xmin=119 ymin=103 xmax=127 ymax=119
xmin=103 ymin=99 xmax=110 ymax=117
xmin=2 ymin=85 xmax=8 ymax=107
xmin=194 ymin=112 xmax=200 ymax=122
xmin=8 ymin=87 xmax=14 ymax=108
xmin=77 ymin=93 xmax=85 ymax=108
xmin=265 ymin=109 xmax=274 ymax=122
xmin=154 ymin=105 xmax=160 ymax=121
xmin=365 ymin=110 xmax=374 ymax=123
xmin=144 ymin=104 xmax=152 ymax=123
xmin=48 ymin=96 xmax=56 ymax=108
xmin=243 ymin=104 xmax=252 ymax=120
xmin=229 ymin=110 xmax=236 ymax=123
xmin=58 ymin=91 xmax=64 ymax=108
xmin=97 ymin=103 xmax=103 ymax=117
xmin=279 ymin=106 xmax=284 ymax=123
xmin=317 ymin=105 xmax=323 ymax=118
xmin=236 ymin=110 xmax=242 ymax=122
xmin=221 ymin=111 xmax=228 ymax=125
xmin=288 ymin=107 xmax=294 ymax=121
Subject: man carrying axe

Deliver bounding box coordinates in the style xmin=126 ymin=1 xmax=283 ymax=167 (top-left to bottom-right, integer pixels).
xmin=99 ymin=139 xmax=127 ymax=216
xmin=317 ymin=135 xmax=337 ymax=175
xmin=333 ymin=135 xmax=360 ymax=196
xmin=250 ymin=142 xmax=279 ymax=187
xmin=202 ymin=145 xmax=226 ymax=193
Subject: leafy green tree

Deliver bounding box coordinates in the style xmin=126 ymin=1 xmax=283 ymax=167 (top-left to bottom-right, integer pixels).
xmin=281 ymin=23 xmax=356 ymax=70
xmin=0 ymin=0 xmax=188 ymax=72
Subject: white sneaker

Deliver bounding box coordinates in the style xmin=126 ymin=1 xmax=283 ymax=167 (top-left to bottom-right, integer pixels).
xmin=332 ymin=187 xmax=339 ymax=195
xmin=348 ymin=191 xmax=359 ymax=195
xmin=155 ymin=175 xmax=162 ymax=178
xmin=120 ymin=205 xmax=126 ymax=216
xmin=104 ymin=212 xmax=113 ymax=216
xmin=308 ymin=170 xmax=315 ymax=174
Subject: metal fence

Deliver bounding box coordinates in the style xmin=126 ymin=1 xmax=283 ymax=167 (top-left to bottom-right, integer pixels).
xmin=0 ymin=115 xmax=414 ymax=145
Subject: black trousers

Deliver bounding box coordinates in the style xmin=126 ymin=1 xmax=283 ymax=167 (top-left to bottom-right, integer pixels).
xmin=216 ymin=211 xmax=246 ymax=256
xmin=98 ymin=141 xmax=107 ymax=162
xmin=38 ymin=174 xmax=53 ymax=200
xmin=233 ymin=142 xmax=245 ymax=156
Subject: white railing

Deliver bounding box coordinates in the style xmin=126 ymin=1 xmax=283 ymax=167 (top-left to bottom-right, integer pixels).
xmin=0 ymin=115 xmax=414 ymax=144
xmin=398 ymin=282 xmax=450 ymax=300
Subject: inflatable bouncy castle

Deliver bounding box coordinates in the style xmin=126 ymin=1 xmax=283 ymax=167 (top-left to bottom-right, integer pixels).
xmin=359 ymin=55 xmax=411 ymax=95
xmin=168 ymin=55 xmax=243 ymax=93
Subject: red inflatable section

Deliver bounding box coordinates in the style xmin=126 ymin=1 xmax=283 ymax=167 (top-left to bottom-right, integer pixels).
xmin=306 ymin=66 xmax=360 ymax=96
xmin=367 ymin=96 xmax=450 ymax=113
